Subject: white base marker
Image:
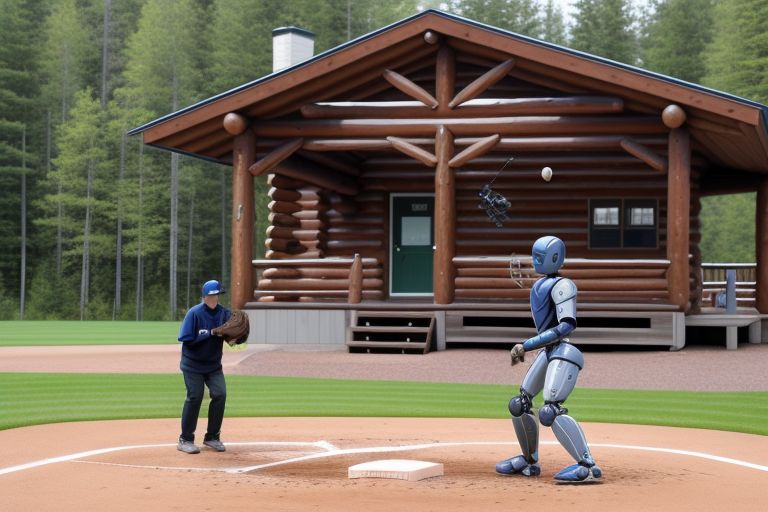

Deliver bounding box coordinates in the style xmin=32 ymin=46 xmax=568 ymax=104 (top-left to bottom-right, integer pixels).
xmin=348 ymin=459 xmax=443 ymax=481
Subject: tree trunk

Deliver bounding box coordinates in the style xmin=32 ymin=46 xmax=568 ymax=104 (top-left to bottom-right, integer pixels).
xmin=101 ymin=0 xmax=111 ymax=108
xmin=81 ymin=158 xmax=94 ymax=320
xmin=20 ymin=127 xmax=27 ymax=320
xmin=169 ymin=78 xmax=179 ymax=319
xmin=114 ymin=129 xmax=125 ymax=319
xmin=185 ymin=189 xmax=195 ymax=311
xmin=221 ymin=173 xmax=227 ymax=287
xmin=136 ymin=144 xmax=144 ymax=321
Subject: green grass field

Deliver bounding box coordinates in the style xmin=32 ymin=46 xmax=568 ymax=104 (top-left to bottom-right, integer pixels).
xmin=1 ymin=321 xmax=179 ymax=346
xmin=1 ymin=373 xmax=766 ymax=435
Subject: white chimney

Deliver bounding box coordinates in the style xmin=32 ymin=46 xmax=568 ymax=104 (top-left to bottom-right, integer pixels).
xmin=272 ymin=27 xmax=315 ymax=72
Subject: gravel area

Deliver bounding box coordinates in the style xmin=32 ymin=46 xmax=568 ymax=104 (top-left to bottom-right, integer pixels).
xmin=231 ymin=342 xmax=768 ymax=392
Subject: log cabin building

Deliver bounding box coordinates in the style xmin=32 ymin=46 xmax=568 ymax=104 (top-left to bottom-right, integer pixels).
xmin=130 ymin=10 xmax=768 ymax=352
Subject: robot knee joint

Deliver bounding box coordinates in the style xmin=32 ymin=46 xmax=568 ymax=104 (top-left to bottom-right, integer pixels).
xmin=539 ymin=402 xmax=567 ymax=427
xmin=508 ymin=394 xmax=532 ymax=417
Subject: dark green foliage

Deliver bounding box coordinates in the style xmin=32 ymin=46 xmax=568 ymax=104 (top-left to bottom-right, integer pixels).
xmin=700 ymin=193 xmax=756 ymax=262
xmin=571 ymin=0 xmax=638 ymax=64
xmin=641 ymin=0 xmax=714 ymax=83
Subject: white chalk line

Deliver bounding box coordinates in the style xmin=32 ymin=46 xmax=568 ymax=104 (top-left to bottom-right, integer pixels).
xmin=1 ymin=440 xmax=766 ymax=477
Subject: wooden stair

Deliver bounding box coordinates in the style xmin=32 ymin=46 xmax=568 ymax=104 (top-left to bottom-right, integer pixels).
xmin=347 ymin=311 xmax=435 ymax=354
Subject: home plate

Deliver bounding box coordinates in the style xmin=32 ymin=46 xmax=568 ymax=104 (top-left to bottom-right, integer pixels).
xmin=348 ymin=459 xmax=444 ymax=481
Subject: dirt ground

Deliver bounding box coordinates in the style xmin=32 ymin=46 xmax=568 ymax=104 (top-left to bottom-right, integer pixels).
xmin=1 ymin=343 xmax=767 ymax=511
xmin=1 ymin=417 xmax=767 ymax=512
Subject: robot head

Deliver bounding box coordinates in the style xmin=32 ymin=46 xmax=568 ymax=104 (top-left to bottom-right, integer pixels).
xmin=532 ymin=236 xmax=565 ymax=274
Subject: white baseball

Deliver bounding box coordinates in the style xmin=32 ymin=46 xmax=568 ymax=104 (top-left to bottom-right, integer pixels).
xmin=541 ymin=166 xmax=553 ymax=182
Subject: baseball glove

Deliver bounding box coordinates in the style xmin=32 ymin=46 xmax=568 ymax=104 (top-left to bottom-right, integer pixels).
xmin=213 ymin=309 xmax=250 ymax=346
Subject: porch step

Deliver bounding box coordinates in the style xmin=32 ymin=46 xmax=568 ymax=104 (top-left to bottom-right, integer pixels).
xmin=347 ymin=311 xmax=435 ymax=354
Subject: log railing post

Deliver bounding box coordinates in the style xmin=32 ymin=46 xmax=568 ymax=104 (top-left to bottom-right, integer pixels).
xmin=756 ymin=177 xmax=768 ymax=313
xmin=348 ymin=253 xmax=363 ymax=304
xmin=666 ymin=126 xmax=691 ymax=311
xmin=434 ymin=125 xmax=455 ymax=304
xmin=231 ymin=130 xmax=256 ymax=309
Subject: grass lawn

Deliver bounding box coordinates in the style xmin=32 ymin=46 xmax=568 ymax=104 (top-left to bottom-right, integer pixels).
xmin=1 ymin=373 xmax=766 ymax=435
xmin=0 ymin=321 xmax=179 ymax=346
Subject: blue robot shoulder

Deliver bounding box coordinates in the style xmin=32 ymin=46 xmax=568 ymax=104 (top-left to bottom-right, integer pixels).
xmin=550 ymin=277 xmax=577 ymax=305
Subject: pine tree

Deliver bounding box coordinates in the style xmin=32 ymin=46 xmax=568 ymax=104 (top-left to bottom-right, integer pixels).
xmin=642 ymin=0 xmax=714 ymax=83
xmin=571 ymin=0 xmax=638 ymax=64
xmin=447 ymin=0 xmax=543 ymax=37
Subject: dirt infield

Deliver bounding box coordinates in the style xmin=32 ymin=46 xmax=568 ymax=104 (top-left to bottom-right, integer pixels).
xmin=1 ymin=417 xmax=767 ymax=511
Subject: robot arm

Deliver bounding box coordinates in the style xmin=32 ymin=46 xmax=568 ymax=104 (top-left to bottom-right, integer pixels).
xmin=522 ymin=278 xmax=577 ymax=352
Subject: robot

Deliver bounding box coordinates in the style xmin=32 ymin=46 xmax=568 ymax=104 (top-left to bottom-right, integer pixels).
xmin=496 ymin=236 xmax=602 ymax=483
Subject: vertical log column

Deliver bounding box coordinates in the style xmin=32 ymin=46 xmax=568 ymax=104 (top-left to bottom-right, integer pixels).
xmin=664 ymin=105 xmax=690 ymax=311
xmin=230 ymin=123 xmax=256 ymax=309
xmin=756 ymin=176 xmax=768 ymax=313
xmin=434 ymin=125 xmax=455 ymax=304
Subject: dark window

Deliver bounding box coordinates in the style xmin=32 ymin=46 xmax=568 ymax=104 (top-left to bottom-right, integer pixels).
xmin=589 ymin=199 xmax=657 ymax=249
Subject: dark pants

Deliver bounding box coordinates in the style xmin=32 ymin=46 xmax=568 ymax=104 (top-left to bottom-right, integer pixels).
xmin=180 ymin=369 xmax=226 ymax=442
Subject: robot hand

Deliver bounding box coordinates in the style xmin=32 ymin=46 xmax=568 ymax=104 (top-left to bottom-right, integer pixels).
xmin=510 ymin=344 xmax=526 ymax=366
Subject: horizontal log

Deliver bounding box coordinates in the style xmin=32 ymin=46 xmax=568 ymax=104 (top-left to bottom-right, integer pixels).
xmin=253 ymin=116 xmax=668 ymax=138
xmin=453 ymin=256 xmax=670 ymax=268
xmin=300 ymin=96 xmax=624 ymax=119
xmin=455 ymin=288 xmax=669 ymax=301
xmin=274 ymin=156 xmax=359 ymax=195
xmin=268 ymin=200 xmax=301 ymax=215
xmin=253 ymin=257 xmax=379 ymax=267
xmin=269 ymin=212 xmax=301 ymax=228
xmin=268 ymin=187 xmax=303 ymax=202
xmin=268 ymin=174 xmax=311 ymax=190
xmin=266 ymin=226 xmax=324 ymax=241
xmin=455 ymin=267 xmax=666 ymax=279
xmin=262 ymin=267 xmax=383 ymax=279
xmin=455 ymin=277 xmax=668 ymax=291
xmin=327 ymin=239 xmax=383 ymax=249
xmin=257 ymin=278 xmax=383 ymax=291
xmin=265 ymin=238 xmax=305 ymax=254
xmin=253 ymin=289 xmax=385 ymax=300
xmin=265 ymin=249 xmax=323 ymax=259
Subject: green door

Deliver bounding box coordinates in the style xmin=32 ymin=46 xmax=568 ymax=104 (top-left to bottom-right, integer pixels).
xmin=391 ymin=195 xmax=434 ymax=295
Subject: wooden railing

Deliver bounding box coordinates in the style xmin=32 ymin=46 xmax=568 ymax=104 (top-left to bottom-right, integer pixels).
xmin=700 ymin=262 xmax=756 ymax=306
xmin=252 ymin=255 xmax=384 ymax=302
xmin=453 ymin=256 xmax=671 ymax=303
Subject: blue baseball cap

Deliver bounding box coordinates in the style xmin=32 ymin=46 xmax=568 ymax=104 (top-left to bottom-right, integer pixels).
xmin=202 ymin=280 xmax=224 ymax=296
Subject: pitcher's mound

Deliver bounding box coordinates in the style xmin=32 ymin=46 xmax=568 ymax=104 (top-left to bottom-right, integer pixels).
xmin=348 ymin=459 xmax=444 ymax=481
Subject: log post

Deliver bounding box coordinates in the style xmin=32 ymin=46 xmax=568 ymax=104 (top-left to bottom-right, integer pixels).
xmin=666 ymin=126 xmax=691 ymax=311
xmin=231 ymin=131 xmax=256 ymax=309
xmin=756 ymin=177 xmax=768 ymax=313
xmin=434 ymin=125 xmax=455 ymax=304
xmin=348 ymin=253 xmax=363 ymax=304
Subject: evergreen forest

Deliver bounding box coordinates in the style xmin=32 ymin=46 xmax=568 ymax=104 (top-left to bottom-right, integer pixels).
xmin=1 ymin=0 xmax=765 ymax=321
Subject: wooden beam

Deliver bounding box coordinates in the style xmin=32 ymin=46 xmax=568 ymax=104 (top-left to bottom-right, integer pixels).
xmin=382 ymin=69 xmax=438 ymax=108
xmin=667 ymin=127 xmax=691 ymax=311
xmin=449 ymin=134 xmax=499 ymax=168
xmin=223 ymin=112 xmax=248 ymax=135
xmin=303 ymin=139 xmax=392 ymax=151
xmin=757 ymin=177 xmax=768 ymax=313
xmin=435 ymin=45 xmax=455 ymax=112
xmin=300 ymin=96 xmax=624 ymax=119
xmin=248 ymin=138 xmax=303 ymax=176
xmin=620 ymin=137 xmax=667 ymax=172
xmin=274 ymin=156 xmax=359 ymax=196
xmin=348 ymin=254 xmax=363 ymax=303
xmin=387 ymin=136 xmax=437 ymax=167
xmin=449 ymin=59 xmax=515 ymax=108
xmin=231 ymin=132 xmax=255 ymax=309
xmin=434 ymin=125 xmax=455 ymax=304
xmin=297 ymin=150 xmax=360 ymax=176
xmin=424 ymin=30 xmax=440 ymax=45
xmin=252 ymin=116 xmax=667 ymax=138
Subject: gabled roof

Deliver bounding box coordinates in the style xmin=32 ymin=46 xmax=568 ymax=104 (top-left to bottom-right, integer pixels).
xmin=129 ymin=9 xmax=768 ymax=173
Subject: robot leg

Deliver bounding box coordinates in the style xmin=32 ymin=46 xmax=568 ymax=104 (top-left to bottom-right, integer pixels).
xmin=496 ymin=351 xmax=547 ymax=477
xmin=541 ymin=345 xmax=602 ymax=482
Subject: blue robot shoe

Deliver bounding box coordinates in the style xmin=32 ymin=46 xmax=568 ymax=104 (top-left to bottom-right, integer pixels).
xmin=496 ymin=455 xmax=541 ymax=477
xmin=553 ymin=463 xmax=602 ymax=483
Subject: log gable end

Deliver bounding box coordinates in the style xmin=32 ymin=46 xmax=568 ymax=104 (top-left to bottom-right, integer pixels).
xmin=129 ymin=10 xmax=768 ymax=315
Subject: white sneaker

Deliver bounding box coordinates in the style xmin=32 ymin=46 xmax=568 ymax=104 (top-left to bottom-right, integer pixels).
xmin=177 ymin=439 xmax=200 ymax=454
xmin=203 ymin=439 xmax=226 ymax=452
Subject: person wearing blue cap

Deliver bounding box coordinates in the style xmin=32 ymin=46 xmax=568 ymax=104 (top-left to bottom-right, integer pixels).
xmin=176 ymin=279 xmax=231 ymax=454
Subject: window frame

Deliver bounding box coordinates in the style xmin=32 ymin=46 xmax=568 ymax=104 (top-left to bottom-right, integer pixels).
xmin=588 ymin=198 xmax=659 ymax=250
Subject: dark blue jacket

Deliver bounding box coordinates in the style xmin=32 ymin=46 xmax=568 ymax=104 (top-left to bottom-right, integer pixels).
xmin=177 ymin=302 xmax=231 ymax=373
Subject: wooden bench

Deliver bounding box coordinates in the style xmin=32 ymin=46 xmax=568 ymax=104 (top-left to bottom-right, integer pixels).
xmin=685 ymin=313 xmax=762 ymax=350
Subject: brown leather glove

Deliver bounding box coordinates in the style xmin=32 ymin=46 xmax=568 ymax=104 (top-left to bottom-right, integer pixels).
xmin=213 ymin=310 xmax=250 ymax=346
